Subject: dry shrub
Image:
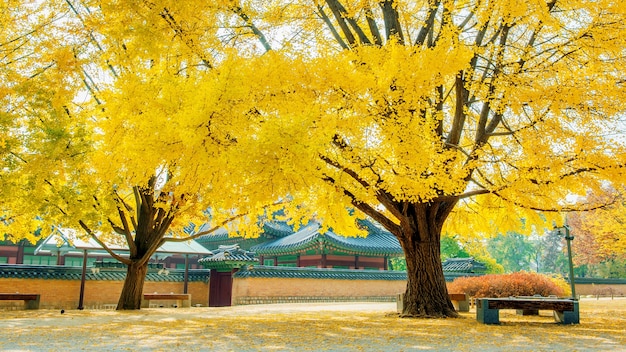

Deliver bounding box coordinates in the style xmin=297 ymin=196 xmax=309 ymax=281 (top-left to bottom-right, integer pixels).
xmin=448 ymin=271 xmax=566 ymax=298
xmin=549 ymin=275 xmax=572 ymax=297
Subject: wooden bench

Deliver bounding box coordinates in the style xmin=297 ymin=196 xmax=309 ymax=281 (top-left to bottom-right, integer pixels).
xmin=141 ymin=293 xmax=191 ymax=308
xmin=0 ymin=293 xmax=40 ymax=309
xmin=476 ymin=297 xmax=579 ymax=324
xmin=449 ymin=293 xmax=470 ymax=312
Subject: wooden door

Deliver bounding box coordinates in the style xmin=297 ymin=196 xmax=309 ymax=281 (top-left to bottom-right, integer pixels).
xmin=208 ymin=270 xmax=233 ymax=307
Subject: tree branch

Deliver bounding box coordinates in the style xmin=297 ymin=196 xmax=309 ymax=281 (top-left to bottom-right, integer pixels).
xmin=316 ymin=5 xmax=349 ymax=49
xmin=414 ymin=0 xmax=440 ymax=47
xmin=380 ymin=0 xmax=404 ymax=44
xmin=231 ymin=5 xmax=272 ymax=52
xmin=325 ymin=0 xmax=357 ymax=46
xmin=321 ymin=174 xmax=401 ymax=234
xmin=142 ymin=2 xmax=213 ymax=68
xmin=363 ymin=5 xmax=382 ymax=46
xmin=78 ymin=220 xmax=131 ymax=265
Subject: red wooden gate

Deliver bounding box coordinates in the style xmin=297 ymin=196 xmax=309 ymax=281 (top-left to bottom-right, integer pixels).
xmin=208 ymin=270 xmax=234 ymax=307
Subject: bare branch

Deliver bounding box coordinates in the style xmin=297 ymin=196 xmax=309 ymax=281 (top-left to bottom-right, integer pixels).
xmin=231 ymin=6 xmax=272 ymax=52
xmin=446 ymin=72 xmax=468 ymax=145
xmin=414 ymin=0 xmax=440 ymax=47
xmin=380 ymin=0 xmax=404 ymax=44
xmin=363 ymin=5 xmax=382 ymax=46
xmin=325 ymin=0 xmax=357 ymax=46
xmin=316 ymin=5 xmax=349 ymax=49
xmin=78 ymin=220 xmax=131 ymax=265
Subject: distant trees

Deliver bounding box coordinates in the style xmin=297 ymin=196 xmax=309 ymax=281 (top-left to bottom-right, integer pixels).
xmin=567 ymin=188 xmax=626 ymax=278
xmin=440 ymin=234 xmax=471 ymax=261
xmin=484 ymin=227 xmax=624 ymax=279
xmin=486 ymin=231 xmax=567 ymax=275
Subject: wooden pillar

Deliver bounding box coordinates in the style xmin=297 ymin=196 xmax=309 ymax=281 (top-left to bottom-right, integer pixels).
xmin=56 ymin=254 xmax=65 ymax=266
xmin=16 ymin=244 xmax=25 ymax=264
xmin=183 ymin=254 xmax=189 ymax=294
xmin=296 ymin=254 xmax=301 ymax=267
xmin=274 ymin=256 xmax=278 ymax=266
xmin=321 ymin=254 xmax=327 ymax=268
xmin=383 ymin=256 xmax=388 ymax=270
xmin=354 ymin=255 xmax=359 ymax=269
xmin=259 ymin=255 xmax=264 ymax=265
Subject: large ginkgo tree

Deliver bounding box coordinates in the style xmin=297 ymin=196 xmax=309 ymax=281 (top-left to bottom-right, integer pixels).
xmin=1 ymin=1 xmax=286 ymax=310
xmin=205 ymin=0 xmax=626 ymax=317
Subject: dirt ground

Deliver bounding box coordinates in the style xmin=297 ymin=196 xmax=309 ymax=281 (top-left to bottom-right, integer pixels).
xmin=0 ymin=298 xmax=624 ymax=351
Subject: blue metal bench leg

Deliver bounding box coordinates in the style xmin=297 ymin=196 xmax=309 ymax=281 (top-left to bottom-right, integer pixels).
xmin=477 ymin=299 xmax=500 ymax=324
xmin=554 ymin=301 xmax=579 ymax=324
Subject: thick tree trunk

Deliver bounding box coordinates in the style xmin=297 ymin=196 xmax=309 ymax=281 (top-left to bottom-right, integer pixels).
xmin=116 ymin=261 xmax=148 ymax=310
xmin=401 ymin=239 xmax=458 ymax=317
xmin=395 ymin=202 xmax=458 ymax=318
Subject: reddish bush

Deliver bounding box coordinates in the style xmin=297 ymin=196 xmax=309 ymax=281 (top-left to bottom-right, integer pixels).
xmin=448 ymin=271 xmax=566 ymax=298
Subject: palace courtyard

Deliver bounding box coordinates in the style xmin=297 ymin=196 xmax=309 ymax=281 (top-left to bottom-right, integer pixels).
xmin=0 ymin=298 xmax=624 ymax=351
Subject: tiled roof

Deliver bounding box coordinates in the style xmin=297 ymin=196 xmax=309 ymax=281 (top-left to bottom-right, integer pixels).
xmin=195 ymin=220 xmax=294 ymax=248
xmin=34 ymin=227 xmax=212 ymax=256
xmin=261 ymin=220 xmax=294 ymax=238
xmin=0 ymin=264 xmax=210 ymax=282
xmin=198 ymin=244 xmax=257 ymax=270
xmin=194 ymin=226 xmax=231 ymax=244
xmin=0 ymin=264 xmax=482 ymax=282
xmin=441 ymin=257 xmax=487 ymax=273
xmin=199 ymin=244 xmax=257 ymax=262
xmin=250 ymin=220 xmax=404 ymax=257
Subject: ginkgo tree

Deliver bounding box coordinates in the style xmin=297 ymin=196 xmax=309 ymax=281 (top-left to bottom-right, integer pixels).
xmin=567 ymin=187 xmax=626 ymax=277
xmin=201 ymin=0 xmax=626 ymax=317
xmin=1 ymin=1 xmax=288 ymax=310
xmin=5 ymin=0 xmax=626 ymax=317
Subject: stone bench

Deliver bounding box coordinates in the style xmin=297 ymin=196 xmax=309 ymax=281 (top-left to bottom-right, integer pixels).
xmin=141 ymin=293 xmax=191 ymax=308
xmin=0 ymin=293 xmax=40 ymax=309
xmin=476 ymin=297 xmax=579 ymax=324
xmin=449 ymin=293 xmax=470 ymax=312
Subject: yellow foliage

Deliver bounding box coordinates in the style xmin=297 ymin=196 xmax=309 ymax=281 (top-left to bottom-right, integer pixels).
xmin=2 ymin=0 xmax=626 ymax=263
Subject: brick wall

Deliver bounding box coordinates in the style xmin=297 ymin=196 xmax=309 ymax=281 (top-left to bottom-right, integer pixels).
xmin=0 ymin=278 xmax=209 ymax=309
xmin=576 ymin=283 xmax=625 ymax=297
xmin=231 ymin=276 xmax=407 ymax=305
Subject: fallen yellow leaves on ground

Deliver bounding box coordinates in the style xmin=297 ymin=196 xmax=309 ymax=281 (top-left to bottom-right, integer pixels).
xmin=0 ymin=299 xmax=623 ymax=351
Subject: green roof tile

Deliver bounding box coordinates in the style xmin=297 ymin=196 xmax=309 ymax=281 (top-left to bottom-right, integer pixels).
xmin=198 ymin=244 xmax=257 ymax=270
xmin=441 ymin=257 xmax=487 ymax=273
xmin=250 ymin=220 xmax=404 ymax=257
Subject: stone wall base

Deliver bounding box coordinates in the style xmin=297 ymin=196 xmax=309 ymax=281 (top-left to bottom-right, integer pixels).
xmin=234 ymin=295 xmax=396 ymax=305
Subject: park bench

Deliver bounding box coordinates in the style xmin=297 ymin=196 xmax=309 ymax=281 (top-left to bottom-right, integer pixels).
xmin=476 ymin=297 xmax=579 ymax=324
xmin=0 ymin=293 xmax=40 ymax=309
xmin=449 ymin=293 xmax=470 ymax=312
xmin=141 ymin=293 xmax=191 ymax=308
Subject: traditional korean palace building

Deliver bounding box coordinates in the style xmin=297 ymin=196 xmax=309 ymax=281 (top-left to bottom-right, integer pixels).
xmin=196 ymin=218 xmax=405 ymax=271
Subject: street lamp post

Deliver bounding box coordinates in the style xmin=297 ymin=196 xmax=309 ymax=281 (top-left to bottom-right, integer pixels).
xmin=556 ymin=225 xmax=577 ymax=300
